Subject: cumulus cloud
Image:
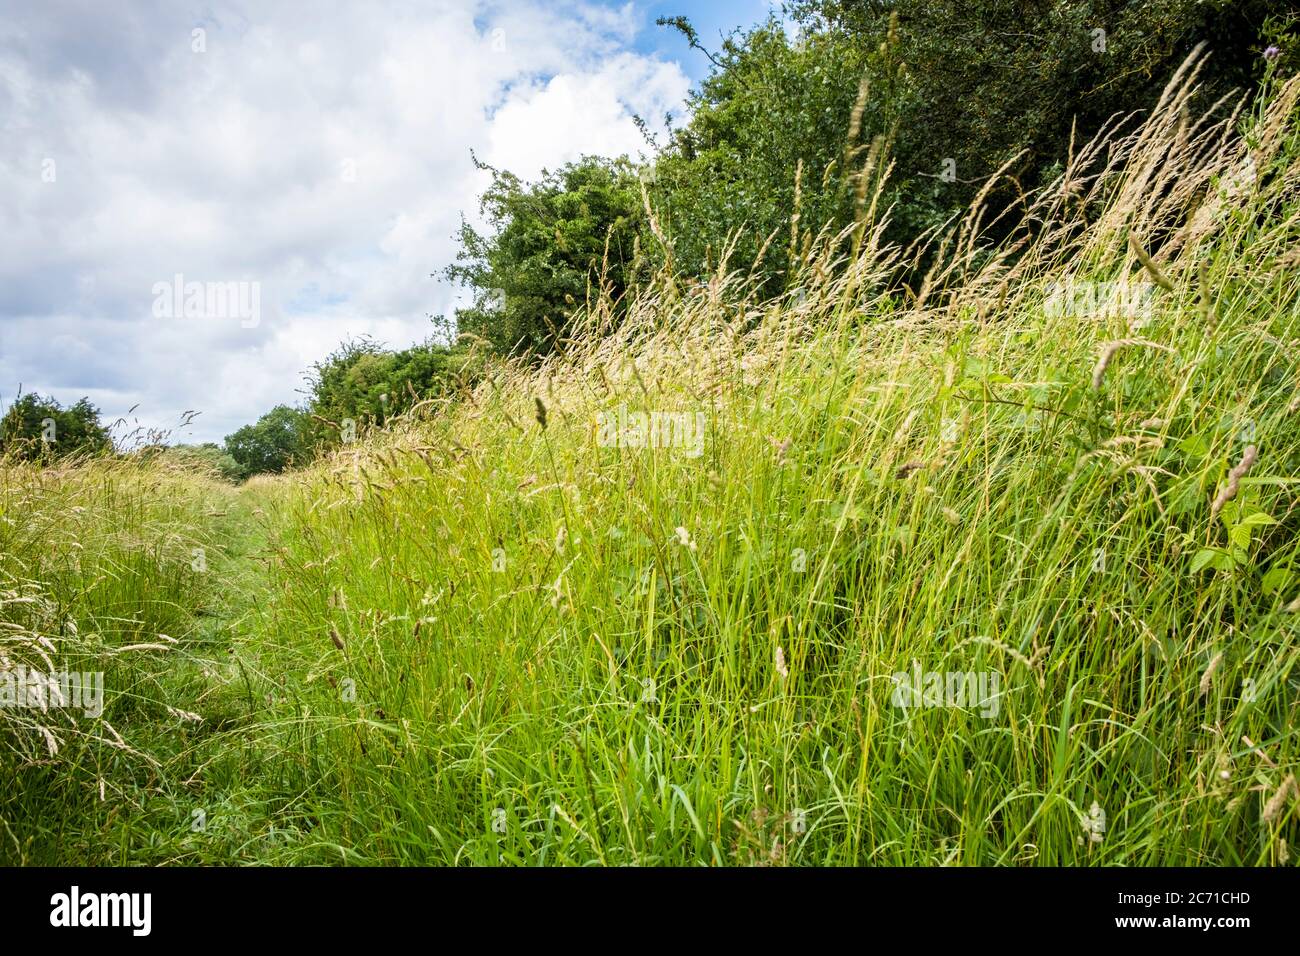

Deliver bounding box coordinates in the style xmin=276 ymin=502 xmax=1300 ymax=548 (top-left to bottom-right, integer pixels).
xmin=0 ymin=0 xmax=690 ymax=443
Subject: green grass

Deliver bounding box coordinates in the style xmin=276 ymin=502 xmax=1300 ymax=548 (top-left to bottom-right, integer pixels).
xmin=2 ymin=63 xmax=1298 ymax=866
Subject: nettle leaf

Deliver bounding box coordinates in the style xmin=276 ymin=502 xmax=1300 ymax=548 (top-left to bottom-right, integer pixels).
xmin=1235 ymin=511 xmax=1277 ymax=529
xmin=1221 ymin=509 xmax=1276 ymax=556
xmin=1228 ymin=522 xmax=1253 ymax=551
xmin=1177 ymin=433 xmax=1210 ymax=459
xmin=1190 ymin=548 xmax=1235 ymax=573
xmin=1168 ymin=478 xmax=1201 ymax=516
xmin=1261 ymin=565 xmax=1294 ymax=596
xmin=1219 ymin=498 xmax=1246 ymax=526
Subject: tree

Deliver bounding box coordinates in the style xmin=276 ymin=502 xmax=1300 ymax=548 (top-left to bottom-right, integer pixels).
xmin=0 ymin=393 xmax=112 ymax=461
xmin=649 ymin=18 xmax=875 ymax=293
xmin=223 ymin=405 xmax=309 ymax=476
xmin=445 ymin=155 xmax=647 ymax=355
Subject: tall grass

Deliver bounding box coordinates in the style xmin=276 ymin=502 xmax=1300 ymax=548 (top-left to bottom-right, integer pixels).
xmin=0 ymin=456 xmax=235 ymax=863
xmin=3 ymin=55 xmax=1298 ymax=865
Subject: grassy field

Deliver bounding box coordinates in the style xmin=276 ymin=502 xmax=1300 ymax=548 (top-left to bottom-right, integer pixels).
xmin=3 ymin=61 xmax=1298 ymax=866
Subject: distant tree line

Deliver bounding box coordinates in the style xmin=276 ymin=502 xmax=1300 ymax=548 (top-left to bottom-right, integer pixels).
xmin=1 ymin=336 xmax=479 ymax=479
xmin=220 ymin=336 xmax=481 ymax=477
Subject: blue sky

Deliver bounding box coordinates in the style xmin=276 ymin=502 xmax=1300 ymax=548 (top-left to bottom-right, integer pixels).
xmin=606 ymin=0 xmax=785 ymax=80
xmin=0 ymin=1 xmax=786 ymax=445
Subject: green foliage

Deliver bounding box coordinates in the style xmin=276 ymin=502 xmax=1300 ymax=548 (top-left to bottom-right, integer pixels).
xmin=0 ymin=393 xmax=111 ymax=462
xmin=648 ymin=1 xmax=1295 ymax=289
xmin=446 ymin=155 xmax=646 ymax=355
xmin=650 ymin=18 xmax=876 ymax=291
xmin=301 ymin=337 xmax=481 ymax=450
xmin=219 ymin=335 xmax=481 ymax=477
xmin=807 ymin=0 xmax=1288 ymax=215
xmin=223 ymin=405 xmax=309 ymax=476
xmin=214 ymin=72 xmax=1299 ymax=864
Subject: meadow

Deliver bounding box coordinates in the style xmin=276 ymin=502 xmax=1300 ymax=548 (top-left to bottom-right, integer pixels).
xmin=2 ymin=57 xmax=1298 ymax=866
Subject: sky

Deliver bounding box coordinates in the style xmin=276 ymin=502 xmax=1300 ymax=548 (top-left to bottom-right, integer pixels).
xmin=0 ymin=0 xmax=785 ymax=445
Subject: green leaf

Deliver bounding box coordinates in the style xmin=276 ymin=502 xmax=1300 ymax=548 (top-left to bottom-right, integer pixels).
xmin=1190 ymin=548 xmax=1233 ymax=573
xmin=1236 ymin=512 xmax=1277 ymax=528
xmin=1261 ymin=565 xmax=1293 ymax=596
xmin=1228 ymin=523 xmax=1252 ymax=550
xmin=1177 ymin=433 xmax=1210 ymax=458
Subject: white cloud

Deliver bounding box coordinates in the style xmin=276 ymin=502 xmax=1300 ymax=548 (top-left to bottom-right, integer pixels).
xmin=485 ymin=53 xmax=685 ymax=178
xmin=0 ymin=0 xmax=690 ymax=444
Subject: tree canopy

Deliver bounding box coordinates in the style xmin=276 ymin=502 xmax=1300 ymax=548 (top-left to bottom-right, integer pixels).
xmin=643 ymin=0 xmax=1292 ymax=291
xmin=223 ymin=405 xmax=309 ymax=477
xmin=445 ymin=155 xmax=647 ymax=355
xmin=0 ymin=393 xmax=112 ymax=461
